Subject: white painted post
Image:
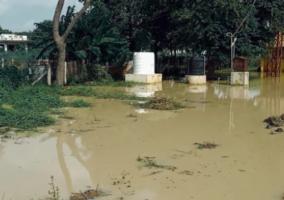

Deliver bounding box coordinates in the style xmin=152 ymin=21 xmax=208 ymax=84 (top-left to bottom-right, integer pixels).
xmin=47 ymin=63 xmax=52 ymax=86
xmin=64 ymin=61 xmax=67 ymax=85
xmin=25 ymin=44 xmax=28 ymax=52
xmin=4 ymin=44 xmax=7 ymax=52
xmin=1 ymin=58 xmax=4 ymax=68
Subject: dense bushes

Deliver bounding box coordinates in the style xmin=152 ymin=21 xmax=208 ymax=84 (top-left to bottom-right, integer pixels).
xmin=0 ymin=66 xmax=28 ymax=89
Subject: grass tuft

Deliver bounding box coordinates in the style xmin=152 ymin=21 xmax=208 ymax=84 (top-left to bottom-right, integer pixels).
xmin=139 ymin=97 xmax=185 ymax=110
xmin=66 ymin=99 xmax=91 ymax=108
xmin=137 ymin=156 xmax=177 ymax=171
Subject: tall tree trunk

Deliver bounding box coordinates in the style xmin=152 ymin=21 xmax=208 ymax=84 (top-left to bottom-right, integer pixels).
xmin=56 ymin=43 xmax=66 ymax=85
xmin=52 ymin=0 xmax=92 ymax=85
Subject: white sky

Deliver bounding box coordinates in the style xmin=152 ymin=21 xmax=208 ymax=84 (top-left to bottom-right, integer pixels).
xmin=0 ymin=0 xmax=82 ymax=32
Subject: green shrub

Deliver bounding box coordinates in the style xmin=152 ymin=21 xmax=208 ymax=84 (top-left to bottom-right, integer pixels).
xmin=0 ymin=66 xmax=28 ymax=89
xmin=86 ymin=64 xmax=113 ymax=82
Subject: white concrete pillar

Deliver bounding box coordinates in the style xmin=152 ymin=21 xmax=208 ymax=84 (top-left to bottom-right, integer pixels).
xmin=231 ymin=72 xmax=249 ymax=86
xmin=64 ymin=61 xmax=67 ymax=85
xmin=186 ymin=75 xmax=207 ymax=85
xmin=1 ymin=58 xmax=4 ymax=68
xmin=4 ymin=44 xmax=8 ymax=52
xmin=25 ymin=44 xmax=28 ymax=52
xmin=47 ymin=63 xmax=52 ymax=86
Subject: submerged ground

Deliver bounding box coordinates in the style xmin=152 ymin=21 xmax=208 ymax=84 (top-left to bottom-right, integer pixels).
xmin=1 ymin=76 xmax=284 ymax=200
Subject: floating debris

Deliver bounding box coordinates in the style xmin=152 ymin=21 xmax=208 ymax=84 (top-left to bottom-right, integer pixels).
xmin=270 ymin=128 xmax=284 ymax=135
xmin=179 ymin=170 xmax=194 ymax=176
xmin=127 ymin=113 xmax=138 ymax=118
xmin=70 ymin=189 xmax=100 ymax=200
xmin=264 ymin=114 xmax=284 ymax=128
xmin=137 ymin=156 xmax=177 ymax=171
xmin=146 ymin=171 xmax=163 ymax=176
xmin=264 ymin=114 xmax=284 ymax=135
xmin=139 ymin=97 xmax=185 ymax=110
xmin=194 ymin=142 xmax=219 ymax=150
xmin=112 ymin=172 xmax=135 ymax=197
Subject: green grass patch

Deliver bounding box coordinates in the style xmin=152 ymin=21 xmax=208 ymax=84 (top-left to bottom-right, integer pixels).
xmin=0 ymin=80 xmax=150 ymax=133
xmin=66 ymin=99 xmax=91 ymax=108
xmin=60 ymin=86 xmax=94 ymax=96
xmin=0 ymin=84 xmax=146 ymax=132
xmin=61 ymin=86 xmax=146 ymax=101
xmin=86 ymin=80 xmax=143 ymax=87
xmin=0 ymin=108 xmax=55 ymax=130
xmin=0 ymin=85 xmax=64 ymax=131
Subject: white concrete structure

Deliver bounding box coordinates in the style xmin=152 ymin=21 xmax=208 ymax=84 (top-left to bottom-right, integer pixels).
xmin=231 ymin=72 xmax=249 ymax=86
xmin=186 ymin=75 xmax=207 ymax=85
xmin=0 ymin=34 xmax=28 ymax=42
xmin=125 ymin=52 xmax=162 ymax=83
xmin=0 ymin=34 xmax=28 ymax=52
xmin=125 ymin=73 xmax=162 ymax=84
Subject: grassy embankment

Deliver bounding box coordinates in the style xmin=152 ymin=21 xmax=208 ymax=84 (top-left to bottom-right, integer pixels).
xmin=0 ymin=69 xmax=185 ymax=135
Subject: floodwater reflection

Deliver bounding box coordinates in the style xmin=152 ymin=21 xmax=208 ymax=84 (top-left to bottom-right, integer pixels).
xmin=126 ymin=83 xmax=162 ymax=98
xmin=213 ymin=84 xmax=260 ymax=100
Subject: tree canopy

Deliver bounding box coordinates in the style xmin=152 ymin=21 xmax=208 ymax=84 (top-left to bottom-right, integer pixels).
xmin=2 ymin=0 xmax=284 ymax=70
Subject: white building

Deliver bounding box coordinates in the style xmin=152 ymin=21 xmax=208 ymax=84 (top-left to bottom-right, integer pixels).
xmin=0 ymin=34 xmax=29 ymax=52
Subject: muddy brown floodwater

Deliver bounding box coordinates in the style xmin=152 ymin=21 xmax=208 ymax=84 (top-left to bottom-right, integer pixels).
xmin=1 ymin=76 xmax=284 ymax=200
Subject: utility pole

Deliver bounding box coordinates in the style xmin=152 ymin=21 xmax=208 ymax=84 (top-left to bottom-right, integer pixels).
xmin=226 ymin=0 xmax=256 ymax=72
xmin=226 ymin=32 xmax=237 ymax=72
xmin=4 ymin=44 xmax=7 ymax=52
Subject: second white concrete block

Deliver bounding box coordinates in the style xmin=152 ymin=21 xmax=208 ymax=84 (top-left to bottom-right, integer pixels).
xmin=231 ymin=72 xmax=249 ymax=86
xmin=186 ymin=75 xmax=207 ymax=85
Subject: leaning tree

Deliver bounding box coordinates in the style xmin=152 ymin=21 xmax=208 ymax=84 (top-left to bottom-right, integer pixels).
xmin=53 ymin=0 xmax=92 ymax=85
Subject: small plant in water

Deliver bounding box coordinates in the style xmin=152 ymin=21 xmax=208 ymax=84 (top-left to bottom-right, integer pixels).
xmin=66 ymin=99 xmax=91 ymax=108
xmin=47 ymin=176 xmax=61 ymax=200
xmin=137 ymin=156 xmax=177 ymax=171
xmin=70 ymin=185 xmax=105 ymax=200
xmin=140 ymin=97 xmax=185 ymax=110
xmin=194 ymin=142 xmax=219 ymax=150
